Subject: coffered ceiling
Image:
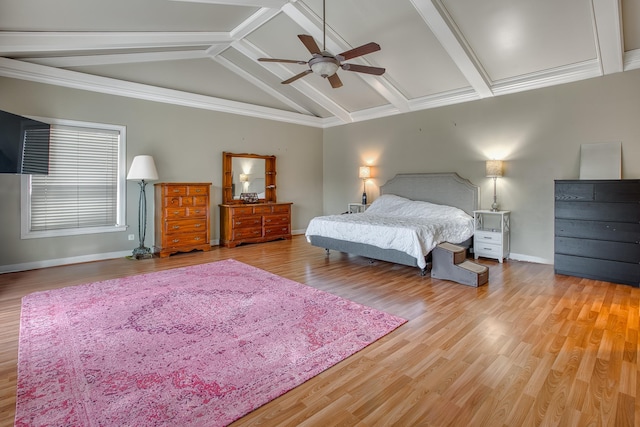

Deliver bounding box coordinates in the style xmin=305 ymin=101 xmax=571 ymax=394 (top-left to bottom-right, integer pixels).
xmin=0 ymin=0 xmax=638 ymax=128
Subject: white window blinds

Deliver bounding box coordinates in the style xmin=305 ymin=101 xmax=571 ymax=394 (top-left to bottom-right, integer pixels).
xmin=29 ymin=125 xmax=121 ymax=232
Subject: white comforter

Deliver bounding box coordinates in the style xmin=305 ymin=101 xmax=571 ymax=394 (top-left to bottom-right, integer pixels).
xmin=305 ymin=194 xmax=474 ymax=269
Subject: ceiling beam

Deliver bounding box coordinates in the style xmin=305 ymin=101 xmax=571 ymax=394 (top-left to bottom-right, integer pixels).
xmin=410 ymin=0 xmax=493 ymax=98
xmin=0 ymin=32 xmax=231 ymax=56
xmin=591 ymin=0 xmax=624 ymax=74
xmin=168 ymin=0 xmax=288 ymax=7
xmin=20 ymin=50 xmax=212 ymax=68
xmin=0 ymin=57 xmax=323 ymax=127
xmin=230 ymin=7 xmax=282 ymax=40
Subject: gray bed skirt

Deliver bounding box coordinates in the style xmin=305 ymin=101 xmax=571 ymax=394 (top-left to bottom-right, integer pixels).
xmin=308 ymin=235 xmax=473 ymax=275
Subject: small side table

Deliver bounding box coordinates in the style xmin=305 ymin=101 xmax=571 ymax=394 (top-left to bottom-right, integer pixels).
xmin=473 ymin=210 xmax=510 ymax=263
xmin=347 ymin=203 xmax=369 ymax=214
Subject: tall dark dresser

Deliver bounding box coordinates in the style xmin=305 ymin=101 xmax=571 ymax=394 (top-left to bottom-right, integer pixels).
xmin=554 ymin=180 xmax=640 ymax=287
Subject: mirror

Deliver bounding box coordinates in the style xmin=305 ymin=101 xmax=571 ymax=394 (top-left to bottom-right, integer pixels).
xmin=222 ymin=152 xmax=276 ymax=204
xmin=232 ymin=157 xmax=265 ymax=198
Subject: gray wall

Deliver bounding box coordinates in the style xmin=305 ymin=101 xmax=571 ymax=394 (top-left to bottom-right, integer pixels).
xmin=0 ymin=77 xmax=323 ymax=271
xmin=3 ymin=68 xmax=640 ymax=271
xmin=323 ymin=69 xmax=640 ymax=263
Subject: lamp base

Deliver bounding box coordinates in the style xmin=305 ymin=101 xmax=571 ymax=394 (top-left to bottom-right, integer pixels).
xmin=131 ymin=246 xmax=153 ymax=260
xmin=491 ymin=202 xmax=499 ymax=212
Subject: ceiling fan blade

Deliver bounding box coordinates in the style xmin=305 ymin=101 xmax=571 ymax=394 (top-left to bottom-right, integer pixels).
xmin=337 ymin=42 xmax=381 ymax=61
xmin=328 ymin=73 xmax=343 ymax=89
xmin=281 ymin=69 xmax=313 ymax=84
xmin=258 ymin=58 xmax=307 ymax=65
xmin=298 ymin=34 xmax=322 ymax=55
xmin=341 ymin=63 xmax=385 ymax=76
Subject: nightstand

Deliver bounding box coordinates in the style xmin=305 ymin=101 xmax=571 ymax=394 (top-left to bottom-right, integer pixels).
xmin=347 ymin=203 xmax=369 ymax=214
xmin=473 ymin=210 xmax=510 ymax=263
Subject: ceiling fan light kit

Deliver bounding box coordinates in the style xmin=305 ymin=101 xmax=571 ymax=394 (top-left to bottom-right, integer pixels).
xmin=309 ymin=55 xmax=340 ymax=78
xmin=257 ymin=0 xmax=384 ymax=88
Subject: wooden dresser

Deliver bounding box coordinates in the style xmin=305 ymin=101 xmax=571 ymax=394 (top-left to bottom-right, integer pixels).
xmin=554 ymin=179 xmax=640 ymax=287
xmin=219 ymin=202 xmax=292 ymax=248
xmin=154 ymin=182 xmax=211 ymax=257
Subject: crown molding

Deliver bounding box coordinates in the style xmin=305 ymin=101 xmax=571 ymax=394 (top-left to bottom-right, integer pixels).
xmin=0 ymin=57 xmax=323 ymax=127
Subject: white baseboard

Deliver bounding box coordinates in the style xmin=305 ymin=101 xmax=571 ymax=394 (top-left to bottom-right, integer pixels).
xmin=508 ymin=252 xmax=553 ymax=265
xmin=0 ymin=250 xmax=133 ymax=274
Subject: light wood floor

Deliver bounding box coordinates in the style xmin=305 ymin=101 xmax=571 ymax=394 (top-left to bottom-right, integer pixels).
xmin=1 ymin=236 xmax=638 ymax=426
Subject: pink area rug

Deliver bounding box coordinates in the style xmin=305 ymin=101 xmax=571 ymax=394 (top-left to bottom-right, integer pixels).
xmin=15 ymin=259 xmax=406 ymax=426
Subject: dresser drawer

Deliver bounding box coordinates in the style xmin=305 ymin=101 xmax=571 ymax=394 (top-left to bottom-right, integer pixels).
xmin=165 ymin=196 xmax=182 ymax=208
xmin=232 ymin=227 xmax=262 ymax=240
xmin=263 ymin=214 xmax=289 ymax=226
xmin=164 ymin=232 xmax=208 ymax=249
xmin=164 ymin=207 xmax=187 ymax=219
xmin=187 ymin=185 xmax=209 ymax=196
xmin=233 ymin=216 xmax=262 ymax=229
xmin=231 ymin=206 xmax=254 ymax=216
xmin=253 ymin=205 xmax=274 ymax=214
xmin=555 ymin=254 xmax=640 ymax=286
xmin=265 ymin=224 xmax=290 ymax=237
xmin=272 ymin=204 xmax=290 ymax=214
xmin=164 ymin=219 xmax=207 ymax=235
xmin=555 ymin=219 xmax=640 ymax=243
xmin=555 ymin=236 xmax=640 ymax=264
xmin=186 ymin=206 xmax=207 ymax=217
xmin=474 ymin=242 xmax=502 ymax=257
xmin=474 ymin=230 xmax=502 ymax=244
xmin=164 ymin=185 xmax=188 ymax=196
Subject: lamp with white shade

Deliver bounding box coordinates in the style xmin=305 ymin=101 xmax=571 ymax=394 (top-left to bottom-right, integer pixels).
xmin=485 ymin=160 xmax=504 ymax=212
xmin=127 ymin=155 xmax=159 ymax=259
xmin=359 ymin=165 xmax=371 ymax=205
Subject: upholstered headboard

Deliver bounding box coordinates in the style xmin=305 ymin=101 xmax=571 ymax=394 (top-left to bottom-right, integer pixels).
xmin=380 ymin=173 xmax=480 ymax=216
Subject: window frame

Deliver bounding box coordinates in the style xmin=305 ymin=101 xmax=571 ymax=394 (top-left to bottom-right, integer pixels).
xmin=20 ymin=117 xmax=127 ymax=239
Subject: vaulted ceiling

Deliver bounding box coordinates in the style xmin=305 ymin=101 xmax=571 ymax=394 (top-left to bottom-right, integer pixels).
xmin=0 ymin=0 xmax=638 ymax=128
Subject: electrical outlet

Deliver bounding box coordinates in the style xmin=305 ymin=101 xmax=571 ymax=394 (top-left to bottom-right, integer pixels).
xmin=128 ymin=234 xmax=135 ymax=241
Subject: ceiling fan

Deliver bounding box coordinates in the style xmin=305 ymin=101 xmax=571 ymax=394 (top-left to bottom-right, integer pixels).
xmin=257 ymin=0 xmax=385 ymax=89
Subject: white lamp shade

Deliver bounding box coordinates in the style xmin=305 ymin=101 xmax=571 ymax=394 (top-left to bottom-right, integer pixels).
xmin=239 ymin=173 xmax=249 ymax=183
xmin=485 ymin=160 xmax=503 ymax=178
xmin=359 ymin=165 xmax=371 ymax=179
xmin=127 ymin=155 xmax=159 ymax=181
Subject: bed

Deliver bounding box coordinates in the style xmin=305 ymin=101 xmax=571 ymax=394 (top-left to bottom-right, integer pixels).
xmin=305 ymin=173 xmax=480 ymax=275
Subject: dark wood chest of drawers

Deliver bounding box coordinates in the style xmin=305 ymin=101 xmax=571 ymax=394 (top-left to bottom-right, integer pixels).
xmin=219 ymin=202 xmax=292 ymax=248
xmin=154 ymin=182 xmax=211 ymax=257
xmin=554 ymin=180 xmax=640 ymax=287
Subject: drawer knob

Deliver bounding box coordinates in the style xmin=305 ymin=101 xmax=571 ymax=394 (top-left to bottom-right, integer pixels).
xmin=172 ymin=239 xmax=180 ymax=243
xmin=173 ymin=225 xmax=180 ymax=229
xmin=174 ymin=211 xmax=180 ymax=214
xmin=194 ymin=237 xmax=201 ymax=241
xmin=195 ymin=224 xmax=202 ymax=228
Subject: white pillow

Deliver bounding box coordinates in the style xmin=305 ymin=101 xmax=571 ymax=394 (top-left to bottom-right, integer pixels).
xmin=366 ymin=194 xmax=470 ymax=220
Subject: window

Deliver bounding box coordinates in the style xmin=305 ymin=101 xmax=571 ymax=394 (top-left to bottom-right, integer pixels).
xmin=21 ymin=118 xmax=127 ymax=239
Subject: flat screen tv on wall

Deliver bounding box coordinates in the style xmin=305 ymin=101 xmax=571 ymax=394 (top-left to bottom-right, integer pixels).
xmin=0 ymin=109 xmax=50 ymax=174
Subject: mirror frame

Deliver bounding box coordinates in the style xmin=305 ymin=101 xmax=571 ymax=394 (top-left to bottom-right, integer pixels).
xmin=222 ymin=151 xmax=277 ymax=204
